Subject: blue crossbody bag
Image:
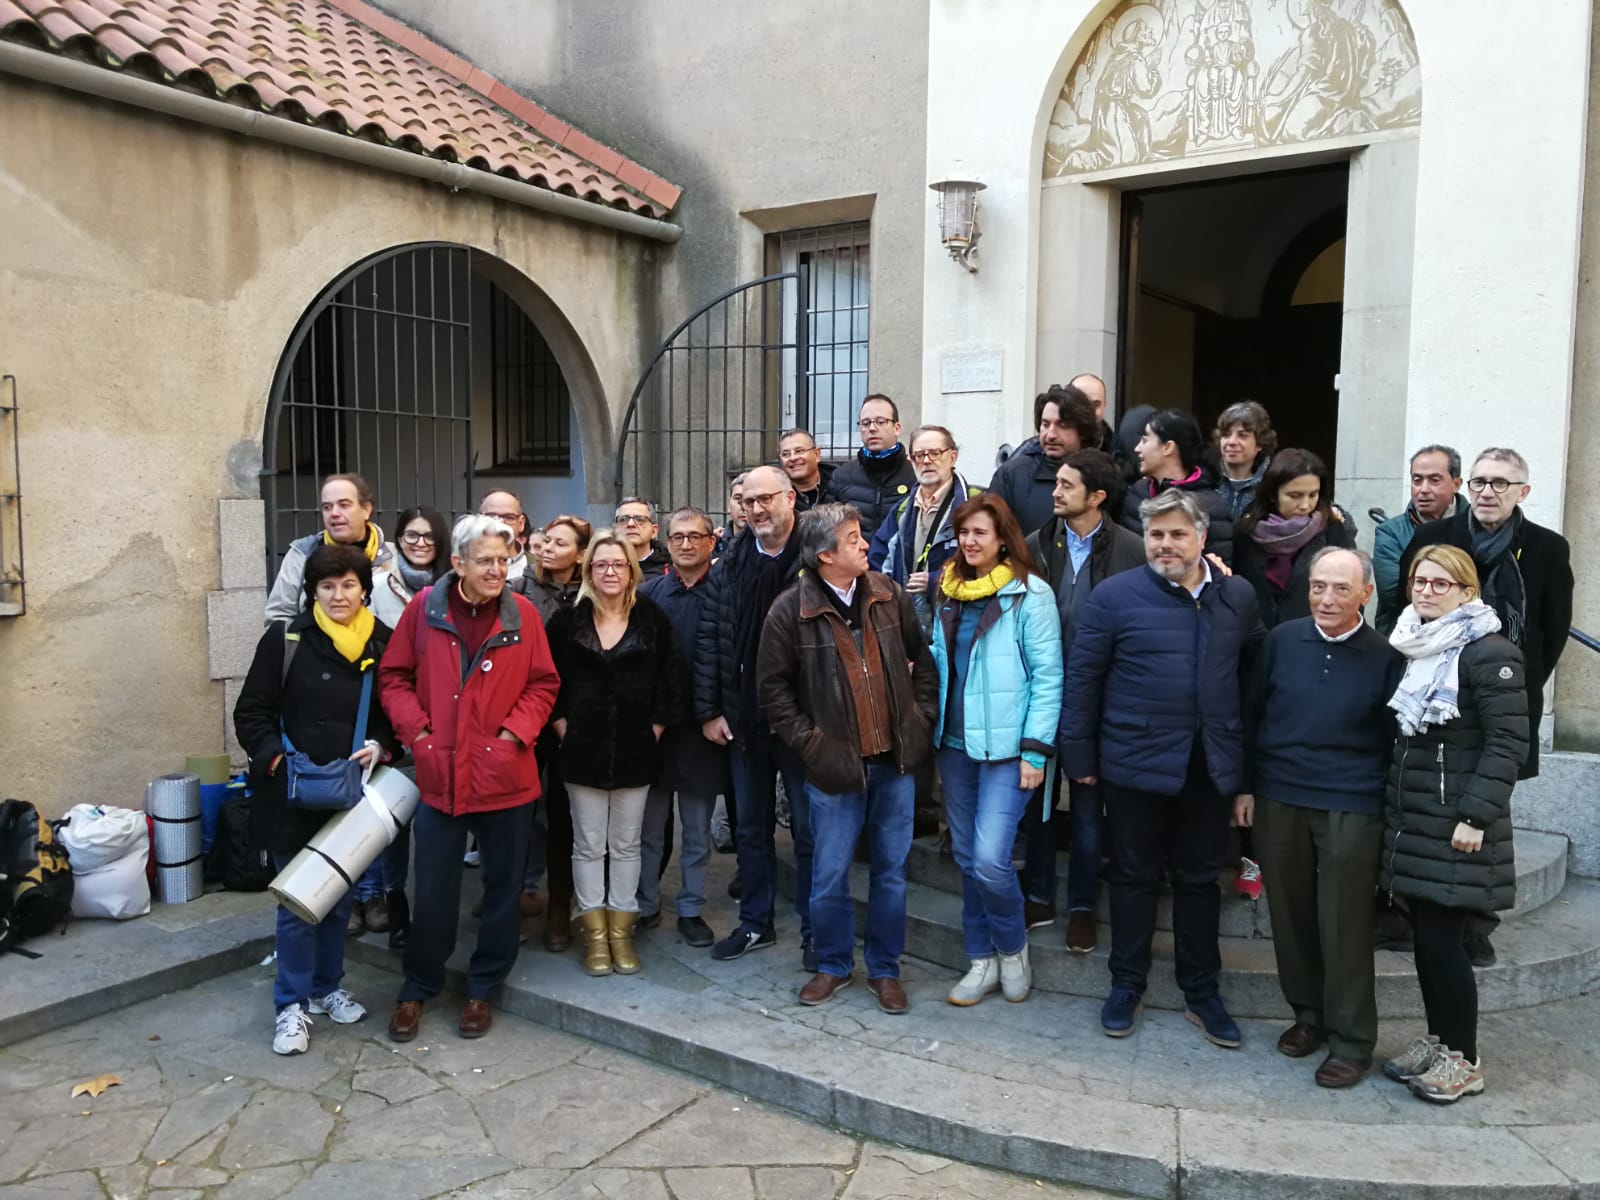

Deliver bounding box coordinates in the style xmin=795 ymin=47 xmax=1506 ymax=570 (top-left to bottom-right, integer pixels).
xmin=278 ymin=628 xmax=374 ymax=811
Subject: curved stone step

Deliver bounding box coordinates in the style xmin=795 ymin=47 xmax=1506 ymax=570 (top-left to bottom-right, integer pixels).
xmin=902 ymin=827 xmax=1570 ymax=939
xmin=780 ymin=853 xmax=1600 ymax=1018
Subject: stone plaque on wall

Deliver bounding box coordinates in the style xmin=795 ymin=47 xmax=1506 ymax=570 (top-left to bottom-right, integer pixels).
xmin=1045 ymin=0 xmax=1421 ymax=178
xmin=941 ymin=349 xmax=1004 ymax=394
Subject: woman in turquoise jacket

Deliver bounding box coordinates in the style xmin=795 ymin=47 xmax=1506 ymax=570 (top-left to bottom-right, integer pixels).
xmin=931 ymin=493 xmax=1064 ymax=1008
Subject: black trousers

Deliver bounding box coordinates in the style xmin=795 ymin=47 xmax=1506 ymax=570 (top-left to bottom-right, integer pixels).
xmin=1103 ymin=744 xmax=1229 ymax=1001
xmin=401 ymin=800 xmax=533 ymax=1003
xmin=1410 ymin=898 xmax=1478 ymax=1061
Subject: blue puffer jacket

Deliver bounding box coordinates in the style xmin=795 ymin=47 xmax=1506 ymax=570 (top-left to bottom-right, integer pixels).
xmin=1059 ymin=565 xmax=1263 ymax=796
xmin=931 ymin=574 xmax=1063 ymax=769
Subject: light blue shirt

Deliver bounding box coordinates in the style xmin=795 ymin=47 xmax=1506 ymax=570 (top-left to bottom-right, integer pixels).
xmin=1065 ymin=519 xmax=1101 ymax=579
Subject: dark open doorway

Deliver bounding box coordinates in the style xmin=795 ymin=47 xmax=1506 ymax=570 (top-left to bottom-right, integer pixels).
xmin=1117 ymin=162 xmax=1348 ymax=467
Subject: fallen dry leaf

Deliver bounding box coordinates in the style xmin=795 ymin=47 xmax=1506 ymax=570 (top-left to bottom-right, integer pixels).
xmin=70 ymin=1073 xmax=122 ymax=1099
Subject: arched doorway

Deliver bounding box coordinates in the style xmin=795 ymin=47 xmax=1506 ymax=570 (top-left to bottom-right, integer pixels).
xmin=261 ymin=244 xmax=589 ymax=576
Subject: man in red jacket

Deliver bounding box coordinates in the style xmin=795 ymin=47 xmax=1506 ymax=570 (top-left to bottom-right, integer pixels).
xmin=379 ymin=514 xmax=561 ymax=1043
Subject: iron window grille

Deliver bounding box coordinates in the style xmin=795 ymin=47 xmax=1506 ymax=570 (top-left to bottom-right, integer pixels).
xmin=776 ymin=222 xmax=871 ymax=459
xmin=488 ymin=284 xmax=571 ymax=473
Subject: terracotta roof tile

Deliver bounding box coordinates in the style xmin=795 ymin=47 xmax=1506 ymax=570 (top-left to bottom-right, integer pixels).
xmin=0 ymin=0 xmax=678 ymax=218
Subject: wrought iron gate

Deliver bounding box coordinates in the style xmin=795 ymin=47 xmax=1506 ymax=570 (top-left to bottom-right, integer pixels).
xmin=613 ymin=266 xmax=811 ymax=525
xmin=261 ymin=244 xmax=475 ymax=580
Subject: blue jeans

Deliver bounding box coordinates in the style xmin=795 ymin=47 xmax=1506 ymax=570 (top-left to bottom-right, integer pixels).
xmin=730 ymin=729 xmax=811 ymax=936
xmin=807 ymin=763 xmax=915 ymax=979
xmin=354 ymin=856 xmax=385 ymax=902
xmin=939 ymin=749 xmax=1031 ymax=958
xmin=273 ymin=853 xmax=356 ymax=1012
xmin=638 ymin=786 xmax=715 ymax=918
xmin=1065 ymin=778 xmax=1105 ymax=913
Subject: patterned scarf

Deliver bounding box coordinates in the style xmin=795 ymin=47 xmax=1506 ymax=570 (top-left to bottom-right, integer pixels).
xmin=1387 ymin=601 xmax=1501 ymax=735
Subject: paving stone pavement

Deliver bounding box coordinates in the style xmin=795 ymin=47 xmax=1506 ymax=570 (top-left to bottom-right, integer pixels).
xmin=0 ymin=961 xmax=1122 ymax=1200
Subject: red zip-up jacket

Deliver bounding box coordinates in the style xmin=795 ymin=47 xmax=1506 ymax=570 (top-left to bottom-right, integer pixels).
xmin=378 ymin=573 xmax=560 ymax=815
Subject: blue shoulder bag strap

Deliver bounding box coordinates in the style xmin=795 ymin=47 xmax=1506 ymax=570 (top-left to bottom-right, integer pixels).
xmin=350 ymin=668 xmax=375 ymax=754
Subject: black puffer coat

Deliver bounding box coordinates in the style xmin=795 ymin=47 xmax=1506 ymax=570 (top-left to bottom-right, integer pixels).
xmin=1379 ymin=634 xmax=1529 ymax=913
xmin=828 ymin=445 xmax=916 ymax=535
xmin=545 ymin=596 xmax=687 ymax=790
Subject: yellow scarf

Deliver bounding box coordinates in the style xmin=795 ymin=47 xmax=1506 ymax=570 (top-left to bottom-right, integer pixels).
xmin=940 ymin=561 xmax=1015 ymax=602
xmin=314 ymin=602 xmax=376 ymax=667
xmin=325 ymin=523 xmax=381 ymax=562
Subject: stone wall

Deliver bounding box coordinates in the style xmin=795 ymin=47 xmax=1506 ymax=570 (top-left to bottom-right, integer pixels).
xmin=0 ymin=78 xmax=657 ymax=818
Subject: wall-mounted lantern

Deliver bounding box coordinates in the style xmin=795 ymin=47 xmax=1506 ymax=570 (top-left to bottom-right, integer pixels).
xmin=929 ymin=178 xmax=986 ymax=272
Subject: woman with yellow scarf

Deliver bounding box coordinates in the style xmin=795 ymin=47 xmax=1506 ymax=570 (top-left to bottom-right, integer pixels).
xmin=928 ymin=494 xmax=1063 ymax=1009
xmin=235 ymin=543 xmax=403 ymax=1057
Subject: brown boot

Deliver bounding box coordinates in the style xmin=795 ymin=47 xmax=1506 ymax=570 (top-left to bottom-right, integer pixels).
xmin=576 ymin=909 xmax=612 ymax=976
xmin=607 ymin=909 xmax=640 ymax=975
xmin=544 ymin=896 xmax=572 ymax=953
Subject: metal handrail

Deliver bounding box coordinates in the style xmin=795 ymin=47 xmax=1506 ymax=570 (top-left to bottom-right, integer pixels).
xmin=1571 ymin=627 xmax=1600 ymax=654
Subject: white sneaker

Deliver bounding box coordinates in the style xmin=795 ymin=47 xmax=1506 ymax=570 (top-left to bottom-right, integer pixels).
xmin=309 ymin=989 xmax=367 ymax=1025
xmin=999 ymin=944 xmax=1032 ymax=1002
xmin=947 ymin=957 xmax=1001 ymax=1006
xmin=273 ymin=1004 xmax=312 ymax=1055
xmin=463 ymin=848 xmax=481 ymax=867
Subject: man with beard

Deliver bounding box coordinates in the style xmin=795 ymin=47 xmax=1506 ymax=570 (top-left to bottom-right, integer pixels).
xmin=991 ymin=384 xmax=1101 ymax=536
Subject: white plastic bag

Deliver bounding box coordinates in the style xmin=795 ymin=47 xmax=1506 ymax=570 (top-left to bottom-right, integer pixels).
xmin=70 ymin=842 xmax=151 ymax=919
xmin=59 ymin=804 xmax=147 ymax=872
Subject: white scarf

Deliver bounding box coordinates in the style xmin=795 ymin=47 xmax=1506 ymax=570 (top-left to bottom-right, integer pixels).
xmin=1387 ymin=601 xmax=1502 ymax=735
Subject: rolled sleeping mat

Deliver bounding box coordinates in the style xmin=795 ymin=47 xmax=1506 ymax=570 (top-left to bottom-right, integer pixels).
xmin=269 ymin=763 xmax=420 ymax=925
xmin=184 ymin=753 xmax=233 ymax=786
xmin=147 ymin=772 xmax=203 ymax=903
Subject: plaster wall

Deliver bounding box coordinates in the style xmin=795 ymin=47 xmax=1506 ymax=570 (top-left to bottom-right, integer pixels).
xmin=0 ymin=79 xmax=657 ymax=818
xmin=925 ymin=0 xmax=1592 ymax=525
xmin=374 ymin=0 xmax=931 ymax=437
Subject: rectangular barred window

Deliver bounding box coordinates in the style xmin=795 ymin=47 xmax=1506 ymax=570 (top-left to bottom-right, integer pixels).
xmin=489 ymin=284 xmax=572 ymax=473
xmin=778 ymin=222 xmax=871 ymax=459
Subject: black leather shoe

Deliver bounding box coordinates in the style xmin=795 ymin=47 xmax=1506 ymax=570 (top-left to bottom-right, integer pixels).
xmin=676 ymin=916 xmax=715 ymax=947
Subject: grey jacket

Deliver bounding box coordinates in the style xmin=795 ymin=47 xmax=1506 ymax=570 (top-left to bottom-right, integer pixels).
xmin=264 ymin=531 xmax=396 ymax=626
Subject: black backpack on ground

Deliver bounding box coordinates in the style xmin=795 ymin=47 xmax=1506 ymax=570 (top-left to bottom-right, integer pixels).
xmin=206 ymin=794 xmax=274 ymax=892
xmin=0 ymin=798 xmax=74 ymax=955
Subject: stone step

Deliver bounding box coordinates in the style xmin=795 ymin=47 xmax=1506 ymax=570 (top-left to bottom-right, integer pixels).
xmin=902 ymin=827 xmax=1571 ymax=939
xmin=348 ymin=898 xmax=1600 ymax=1200
xmin=777 ymin=853 xmax=1600 ymax=1019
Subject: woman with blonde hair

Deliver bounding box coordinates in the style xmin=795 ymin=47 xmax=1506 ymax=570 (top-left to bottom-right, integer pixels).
xmin=543 ymin=531 xmax=686 ymax=976
xmin=1380 ymin=544 xmax=1527 ymax=1103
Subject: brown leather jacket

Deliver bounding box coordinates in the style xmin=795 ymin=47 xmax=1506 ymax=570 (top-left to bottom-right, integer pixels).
xmin=756 ymin=570 xmax=938 ymax=795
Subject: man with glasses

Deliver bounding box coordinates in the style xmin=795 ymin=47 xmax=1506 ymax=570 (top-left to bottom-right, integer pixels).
xmin=868 ymin=425 xmax=977 ymax=631
xmin=480 ymin=490 xmax=531 ymax=585
xmin=779 ymin=429 xmax=836 ymax=513
xmin=638 ymin=509 xmax=729 ymax=946
xmin=1373 ymin=446 xmax=1466 ymax=635
xmin=828 ymin=395 xmax=916 ymax=536
xmin=694 ymin=465 xmax=813 ymax=963
xmin=992 ymin=383 xmax=1102 ymax=536
xmin=615 ymin=496 xmax=672 ymax=578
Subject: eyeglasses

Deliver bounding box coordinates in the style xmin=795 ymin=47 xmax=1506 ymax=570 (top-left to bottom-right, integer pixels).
xmin=743 ymin=491 xmax=784 ymax=510
xmin=400 ymin=531 xmax=435 ymax=545
xmin=668 ymin=532 xmax=712 ymax=546
xmin=909 ymin=447 xmax=952 ymax=464
xmin=614 ymin=513 xmax=653 ymax=526
xmin=468 ymin=555 xmax=511 ymax=571
xmin=591 ymin=561 xmax=629 ymax=576
xmin=1466 ymin=477 xmax=1526 ymax=495
xmin=1409 ymin=576 xmax=1466 ymax=595
xmin=482 ymin=512 xmax=521 ymax=526
xmin=858 ymin=417 xmax=895 ymax=431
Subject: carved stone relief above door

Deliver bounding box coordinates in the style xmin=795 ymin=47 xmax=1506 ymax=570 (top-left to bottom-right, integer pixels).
xmin=1045 ymin=0 xmax=1421 ymax=178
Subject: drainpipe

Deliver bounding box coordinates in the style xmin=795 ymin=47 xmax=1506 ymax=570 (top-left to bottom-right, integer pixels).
xmin=0 ymin=40 xmax=684 ymax=245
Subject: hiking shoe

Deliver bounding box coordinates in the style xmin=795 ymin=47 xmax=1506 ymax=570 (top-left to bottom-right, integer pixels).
xmin=1024 ymin=900 xmax=1057 ymax=930
xmin=676 ymin=915 xmax=715 ymax=947
xmin=710 ymin=924 xmax=774 ymax=961
xmin=1101 ymin=987 xmax=1142 ymax=1037
xmin=1408 ymin=1048 xmax=1484 ymax=1103
xmin=1464 ymin=930 xmax=1496 ymax=968
xmin=1234 ymin=857 xmax=1263 ymax=901
xmin=1186 ymin=996 xmax=1242 ymax=1048
xmin=947 ymin=957 xmax=1000 ymax=1007
xmin=1382 ymin=1035 xmax=1441 ymax=1082
xmin=801 ymin=936 xmax=818 ymax=974
xmin=273 ymin=1004 xmax=311 ymax=1056
xmin=998 ymin=944 xmax=1032 ymax=1003
xmin=309 ymin=989 xmax=367 ymax=1025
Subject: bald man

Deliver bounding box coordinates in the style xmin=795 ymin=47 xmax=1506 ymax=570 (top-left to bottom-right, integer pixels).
xmin=1069 ymin=373 xmax=1113 ymax=452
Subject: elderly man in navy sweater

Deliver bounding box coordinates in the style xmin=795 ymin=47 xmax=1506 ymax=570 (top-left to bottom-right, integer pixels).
xmin=1061 ymin=488 xmax=1264 ymax=1048
xmin=1239 ymin=547 xmax=1403 ymax=1088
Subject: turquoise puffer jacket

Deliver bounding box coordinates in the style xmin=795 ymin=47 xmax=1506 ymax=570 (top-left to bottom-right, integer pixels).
xmin=931 ymin=574 xmax=1064 ymax=768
